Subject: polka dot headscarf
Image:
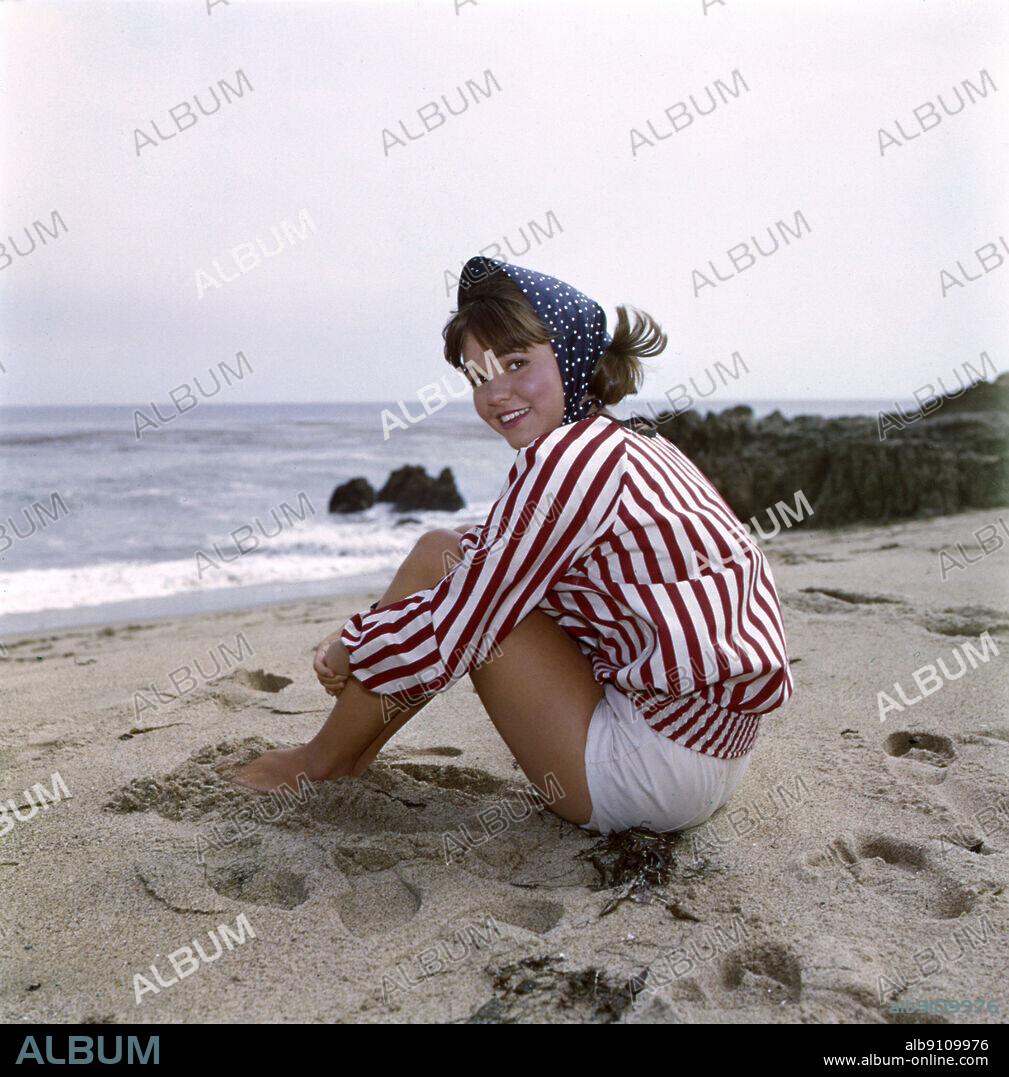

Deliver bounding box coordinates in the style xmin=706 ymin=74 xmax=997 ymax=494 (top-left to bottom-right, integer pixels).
xmin=458 ymin=255 xmax=612 ymax=426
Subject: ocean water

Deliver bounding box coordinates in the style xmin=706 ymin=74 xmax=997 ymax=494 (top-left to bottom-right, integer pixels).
xmin=0 ymin=397 xmax=889 ymax=633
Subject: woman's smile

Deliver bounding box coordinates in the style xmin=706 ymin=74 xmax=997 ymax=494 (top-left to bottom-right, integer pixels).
xmin=497 ymin=406 xmax=531 ymax=428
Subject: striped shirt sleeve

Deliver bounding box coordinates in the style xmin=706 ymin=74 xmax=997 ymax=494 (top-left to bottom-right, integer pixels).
xmin=339 ymin=421 xmax=627 ymax=696
xmin=456 ymin=523 xmax=486 ymax=559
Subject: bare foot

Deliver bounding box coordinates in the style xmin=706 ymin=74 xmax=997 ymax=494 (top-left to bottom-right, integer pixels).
xmin=215 ymin=745 xmax=348 ymax=794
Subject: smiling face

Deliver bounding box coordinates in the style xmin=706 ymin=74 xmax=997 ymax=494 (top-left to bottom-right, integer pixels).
xmin=461 ymin=332 xmax=568 ymax=449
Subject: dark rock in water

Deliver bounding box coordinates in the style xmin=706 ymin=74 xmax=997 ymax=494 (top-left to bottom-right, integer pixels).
xmin=395 ymin=516 xmax=422 ymax=527
xmin=328 ymin=478 xmax=375 ymax=513
xmin=377 ymin=465 xmax=465 ymax=512
xmin=430 ymin=467 xmax=466 ymax=511
xmin=376 ymin=466 xmax=426 ymax=504
xmin=646 ymin=372 xmax=1009 ymax=528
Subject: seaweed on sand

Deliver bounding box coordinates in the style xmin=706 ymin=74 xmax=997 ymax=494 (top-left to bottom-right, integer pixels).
xmin=576 ymin=826 xmax=681 ymax=916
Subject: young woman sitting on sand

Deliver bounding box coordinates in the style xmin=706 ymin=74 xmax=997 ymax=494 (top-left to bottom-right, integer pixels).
xmin=221 ymin=256 xmax=793 ymax=835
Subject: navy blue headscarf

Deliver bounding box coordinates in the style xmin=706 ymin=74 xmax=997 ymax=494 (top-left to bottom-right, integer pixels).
xmin=458 ymin=256 xmax=613 ymax=426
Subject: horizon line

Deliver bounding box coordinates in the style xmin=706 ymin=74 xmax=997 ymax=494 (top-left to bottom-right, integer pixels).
xmin=0 ymin=395 xmax=953 ymax=409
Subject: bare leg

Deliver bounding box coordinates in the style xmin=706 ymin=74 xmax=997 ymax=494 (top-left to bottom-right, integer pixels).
xmin=217 ymin=529 xmax=459 ymax=791
xmin=222 ymin=527 xmax=603 ymax=825
xmin=466 ymin=610 xmax=601 ymax=824
xmin=352 ymin=535 xmax=604 ymax=824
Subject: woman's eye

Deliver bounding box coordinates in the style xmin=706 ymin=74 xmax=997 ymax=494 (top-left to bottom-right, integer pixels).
xmin=463 ymin=353 xmax=525 ymax=387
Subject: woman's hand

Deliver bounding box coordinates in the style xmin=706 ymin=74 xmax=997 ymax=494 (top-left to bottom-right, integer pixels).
xmin=314 ymin=631 xmax=351 ymax=696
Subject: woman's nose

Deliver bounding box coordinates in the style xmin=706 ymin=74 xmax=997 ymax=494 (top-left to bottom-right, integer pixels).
xmin=485 ymin=376 xmax=509 ymax=401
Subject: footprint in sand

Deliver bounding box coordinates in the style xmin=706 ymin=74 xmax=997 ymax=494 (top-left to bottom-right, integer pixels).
xmin=135 ymin=829 xmax=326 ymax=915
xmin=328 ymin=840 xmax=563 ymax=935
xmin=481 ymin=895 xmax=564 ymax=935
xmin=719 ymin=942 xmax=803 ymax=1005
xmin=227 ymin=669 xmax=294 ymax=693
xmin=202 ymin=671 xmax=293 ymax=711
xmin=847 ymin=834 xmax=976 ymax=920
xmin=884 ymin=731 xmax=956 ymax=784
xmin=335 ymin=869 xmax=422 ymax=936
xmin=917 ymin=606 xmax=1009 ymax=638
xmin=135 ymin=850 xmax=237 ymax=915
xmin=205 ymin=854 xmax=310 ymax=909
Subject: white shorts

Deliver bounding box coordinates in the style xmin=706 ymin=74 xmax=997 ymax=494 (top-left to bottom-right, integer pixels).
xmin=580 ymin=682 xmax=752 ymax=836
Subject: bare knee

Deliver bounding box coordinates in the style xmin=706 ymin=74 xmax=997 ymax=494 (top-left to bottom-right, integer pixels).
xmin=411 ymin=528 xmax=463 ymax=585
xmin=413 ymin=527 xmax=463 ymax=556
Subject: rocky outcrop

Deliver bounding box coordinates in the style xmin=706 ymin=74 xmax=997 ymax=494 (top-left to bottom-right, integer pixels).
xmin=646 ymin=373 xmax=1009 ymax=528
xmin=328 ymin=466 xmax=466 ymax=514
xmin=376 ymin=466 xmax=465 ymax=512
xmin=328 ymin=478 xmax=375 ymax=513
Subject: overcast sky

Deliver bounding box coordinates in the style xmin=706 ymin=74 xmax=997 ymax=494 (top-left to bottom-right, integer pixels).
xmin=1 ymin=0 xmax=1006 ymax=406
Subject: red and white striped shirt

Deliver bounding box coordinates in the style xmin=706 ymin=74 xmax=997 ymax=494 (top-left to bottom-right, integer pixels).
xmin=340 ymin=412 xmax=792 ymax=759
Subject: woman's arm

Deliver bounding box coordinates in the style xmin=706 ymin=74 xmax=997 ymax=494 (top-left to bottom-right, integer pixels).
xmin=313 ymin=524 xmax=481 ymax=692
xmin=338 ymin=425 xmax=627 ymax=698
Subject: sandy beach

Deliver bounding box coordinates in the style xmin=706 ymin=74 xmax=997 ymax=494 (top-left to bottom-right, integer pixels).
xmin=1 ymin=508 xmax=1007 ymax=1025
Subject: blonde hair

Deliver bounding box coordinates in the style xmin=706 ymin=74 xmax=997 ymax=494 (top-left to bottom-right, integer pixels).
xmin=442 ymin=268 xmax=666 ymax=405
